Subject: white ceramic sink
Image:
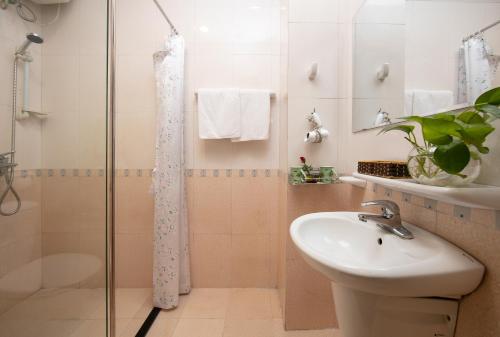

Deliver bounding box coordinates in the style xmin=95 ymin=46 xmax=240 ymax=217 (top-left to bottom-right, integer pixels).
xmin=290 ymin=212 xmax=484 ymax=298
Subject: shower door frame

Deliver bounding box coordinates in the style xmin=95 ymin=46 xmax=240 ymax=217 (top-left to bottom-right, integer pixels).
xmin=106 ymin=0 xmax=116 ymax=336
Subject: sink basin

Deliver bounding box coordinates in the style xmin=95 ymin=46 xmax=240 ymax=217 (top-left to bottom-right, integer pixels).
xmin=290 ymin=212 xmax=484 ymax=298
xmin=290 ymin=212 xmax=485 ymax=337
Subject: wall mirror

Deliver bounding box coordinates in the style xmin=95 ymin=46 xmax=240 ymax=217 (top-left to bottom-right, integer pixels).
xmin=352 ymin=0 xmax=500 ymax=132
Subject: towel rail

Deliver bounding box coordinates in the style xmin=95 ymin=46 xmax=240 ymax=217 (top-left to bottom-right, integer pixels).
xmin=194 ymin=91 xmax=276 ymax=98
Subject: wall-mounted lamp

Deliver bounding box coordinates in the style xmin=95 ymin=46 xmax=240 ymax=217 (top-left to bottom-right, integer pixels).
xmin=308 ymin=62 xmax=318 ymax=81
xmin=376 ymin=63 xmax=390 ymax=81
xmin=305 ymin=109 xmax=329 ymax=143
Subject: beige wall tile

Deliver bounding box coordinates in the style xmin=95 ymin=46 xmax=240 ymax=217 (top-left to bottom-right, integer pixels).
xmin=284 ymin=258 xmax=337 ymax=330
xmin=399 ymin=201 xmax=437 ymax=233
xmin=116 ymin=233 xmax=153 ymax=288
xmin=435 ymin=213 xmax=500 ymax=337
xmin=78 ymin=176 xmax=106 ymax=233
xmin=191 ymin=176 xmax=231 ymax=235
xmin=231 ymin=176 xmax=272 ymax=234
xmin=270 ymin=234 xmax=280 ymax=288
xmin=115 ymin=176 xmax=154 ymax=234
xmin=79 ymin=231 xmax=106 ymax=288
xmin=470 ymin=208 xmax=496 ymax=228
xmin=436 ymin=201 xmax=454 ymax=215
xmin=42 ymin=176 xmax=79 ymax=233
xmin=270 ymin=289 xmax=283 ymax=319
xmin=41 ymin=232 xmax=79 ymax=287
xmin=190 ymin=234 xmax=231 ymax=288
xmin=231 ymin=234 xmax=271 ymax=288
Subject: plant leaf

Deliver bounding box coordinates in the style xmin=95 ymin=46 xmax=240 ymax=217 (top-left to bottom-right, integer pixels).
xmin=379 ymin=124 xmax=415 ymax=135
xmin=432 ymin=113 xmax=455 ymax=122
xmin=400 ymin=116 xmax=462 ymax=145
xmin=401 ymin=116 xmax=423 ymax=123
xmin=461 ymin=124 xmax=495 ymax=142
xmin=433 ymin=142 xmax=471 ymax=174
xmin=421 ymin=118 xmax=463 ymax=145
xmin=457 ymin=110 xmax=485 ymax=124
xmin=478 ymin=104 xmax=500 ymax=118
xmin=475 ymin=87 xmax=500 ymax=106
xmin=458 ymin=124 xmax=495 ymax=153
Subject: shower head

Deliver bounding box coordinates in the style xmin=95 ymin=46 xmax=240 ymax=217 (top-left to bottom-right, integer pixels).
xmin=16 ymin=33 xmax=44 ymax=55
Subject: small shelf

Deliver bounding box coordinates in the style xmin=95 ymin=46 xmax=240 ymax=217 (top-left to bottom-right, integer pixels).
xmin=289 ymin=180 xmax=340 ymax=186
xmin=352 ymin=173 xmax=500 ymax=210
xmin=339 ymin=176 xmax=367 ymax=188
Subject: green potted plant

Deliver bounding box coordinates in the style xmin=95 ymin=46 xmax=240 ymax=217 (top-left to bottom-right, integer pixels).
xmin=380 ymin=87 xmax=500 ymax=187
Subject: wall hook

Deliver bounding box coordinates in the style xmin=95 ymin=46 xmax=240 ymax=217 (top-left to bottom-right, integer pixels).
xmin=376 ymin=63 xmax=390 ymax=81
xmin=308 ymin=62 xmax=318 ymax=81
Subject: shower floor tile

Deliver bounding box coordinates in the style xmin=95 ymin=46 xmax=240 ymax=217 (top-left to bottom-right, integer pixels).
xmin=146 ymin=288 xmax=341 ymax=337
xmin=0 ymin=288 xmax=152 ymax=337
xmin=0 ymin=288 xmax=341 ymax=337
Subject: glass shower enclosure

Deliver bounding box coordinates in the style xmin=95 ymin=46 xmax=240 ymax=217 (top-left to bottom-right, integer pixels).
xmin=0 ymin=0 xmax=110 ymax=336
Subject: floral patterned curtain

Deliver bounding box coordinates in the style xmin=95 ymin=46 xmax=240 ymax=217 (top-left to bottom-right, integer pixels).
xmin=152 ymin=35 xmax=190 ymax=309
xmin=458 ymin=36 xmax=499 ymax=104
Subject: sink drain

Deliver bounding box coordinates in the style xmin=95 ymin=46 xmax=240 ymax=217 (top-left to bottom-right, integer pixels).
xmin=377 ymin=238 xmax=383 ymax=245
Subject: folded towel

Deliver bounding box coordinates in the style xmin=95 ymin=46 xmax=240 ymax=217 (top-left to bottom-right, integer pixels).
xmin=232 ymin=89 xmax=271 ymax=142
xmin=404 ymin=90 xmax=414 ymax=116
xmin=411 ymin=89 xmax=454 ymax=116
xmin=198 ymin=89 xmax=241 ymax=139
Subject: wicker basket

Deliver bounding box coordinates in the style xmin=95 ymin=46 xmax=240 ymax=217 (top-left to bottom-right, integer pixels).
xmin=358 ymin=160 xmax=410 ymax=178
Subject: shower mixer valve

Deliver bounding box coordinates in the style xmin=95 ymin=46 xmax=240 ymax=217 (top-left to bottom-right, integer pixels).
xmin=0 ymin=153 xmax=17 ymax=176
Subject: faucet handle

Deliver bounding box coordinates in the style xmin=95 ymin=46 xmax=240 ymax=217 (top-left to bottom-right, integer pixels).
xmin=361 ymin=200 xmax=400 ymax=215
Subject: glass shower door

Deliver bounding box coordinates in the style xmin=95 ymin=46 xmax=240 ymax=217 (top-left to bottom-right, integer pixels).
xmin=0 ymin=0 xmax=109 ymax=336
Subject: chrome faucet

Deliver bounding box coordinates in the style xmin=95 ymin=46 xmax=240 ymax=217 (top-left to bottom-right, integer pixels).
xmin=358 ymin=200 xmax=414 ymax=240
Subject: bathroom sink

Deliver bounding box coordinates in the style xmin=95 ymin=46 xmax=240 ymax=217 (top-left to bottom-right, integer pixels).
xmin=290 ymin=212 xmax=484 ymax=298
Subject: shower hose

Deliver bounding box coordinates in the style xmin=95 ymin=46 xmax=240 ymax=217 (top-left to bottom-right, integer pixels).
xmin=0 ymin=57 xmax=22 ymax=216
xmin=0 ymin=169 xmax=21 ymax=216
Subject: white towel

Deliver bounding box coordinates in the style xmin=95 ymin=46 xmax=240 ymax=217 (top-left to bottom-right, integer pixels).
xmin=198 ymin=89 xmax=241 ymax=139
xmin=404 ymin=90 xmax=414 ymax=116
xmin=232 ymin=89 xmax=271 ymax=142
xmin=406 ymin=89 xmax=454 ymax=116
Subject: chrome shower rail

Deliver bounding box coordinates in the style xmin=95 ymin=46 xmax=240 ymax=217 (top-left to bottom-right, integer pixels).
xmin=463 ymin=19 xmax=500 ymax=42
xmin=152 ymin=0 xmax=179 ymax=35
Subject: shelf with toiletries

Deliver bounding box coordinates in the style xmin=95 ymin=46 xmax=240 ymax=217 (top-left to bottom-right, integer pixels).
xmin=348 ymin=173 xmax=500 ymax=210
xmin=288 ymin=157 xmax=338 ymax=186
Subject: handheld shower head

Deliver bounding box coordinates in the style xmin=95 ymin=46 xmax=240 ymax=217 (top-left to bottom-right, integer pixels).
xmin=16 ymin=33 xmax=44 ymax=55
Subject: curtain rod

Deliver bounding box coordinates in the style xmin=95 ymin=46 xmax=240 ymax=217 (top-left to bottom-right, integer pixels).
xmin=463 ymin=19 xmax=500 ymax=42
xmin=153 ymin=0 xmax=179 ymax=35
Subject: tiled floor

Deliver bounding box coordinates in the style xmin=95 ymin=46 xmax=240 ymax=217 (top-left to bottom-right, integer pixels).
xmin=0 ymin=288 xmax=340 ymax=337
xmin=0 ymin=288 xmax=152 ymax=337
xmin=148 ymin=288 xmax=341 ymax=337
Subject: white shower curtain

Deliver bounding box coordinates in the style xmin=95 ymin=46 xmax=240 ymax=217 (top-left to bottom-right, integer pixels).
xmin=152 ymin=35 xmax=191 ymax=310
xmin=457 ymin=36 xmax=499 ymax=104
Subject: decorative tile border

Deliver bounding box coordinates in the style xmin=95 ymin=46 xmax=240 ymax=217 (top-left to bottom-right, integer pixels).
xmin=11 ymin=168 xmax=282 ymax=178
xmin=185 ymin=169 xmax=281 ymax=178
xmin=369 ymin=182 xmax=499 ymax=229
xmin=13 ymin=169 xmax=107 ymax=178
